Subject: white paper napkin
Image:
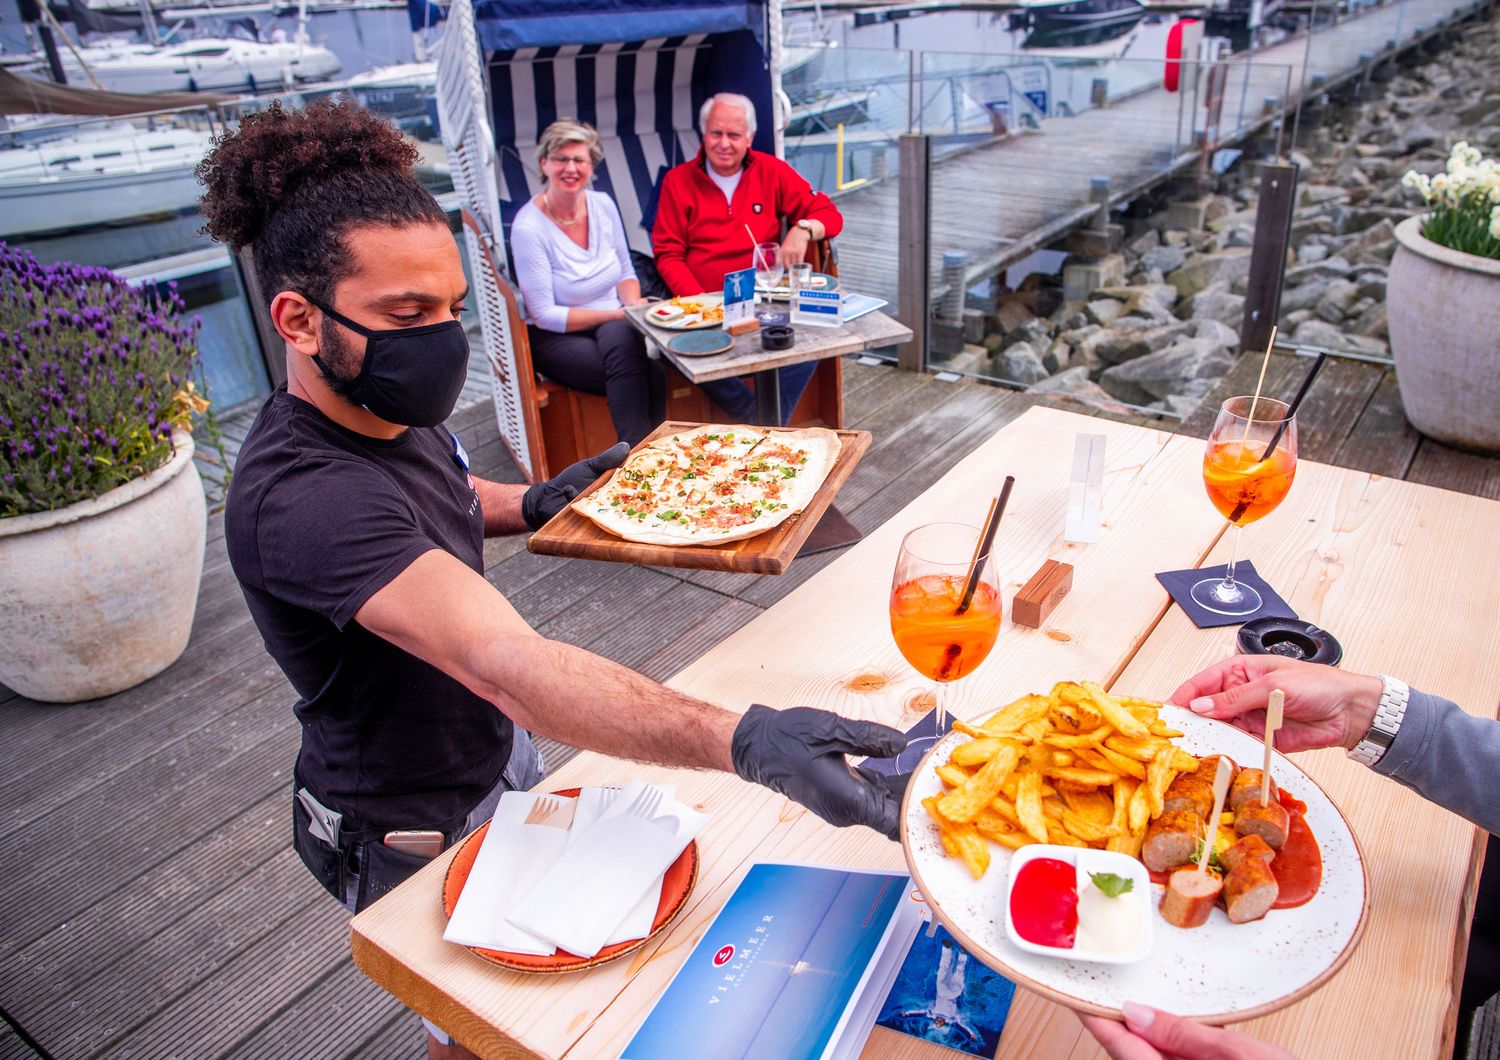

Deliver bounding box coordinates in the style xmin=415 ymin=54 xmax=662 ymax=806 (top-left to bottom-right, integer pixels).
xmin=442 ymin=791 xmax=569 ymax=955
xmin=504 ymin=784 xmax=704 ymax=958
xmin=594 ymin=782 xmax=706 ymax=946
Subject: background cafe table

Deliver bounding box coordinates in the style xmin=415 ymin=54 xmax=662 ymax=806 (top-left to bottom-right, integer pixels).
xmin=350 ymin=406 xmax=1500 ymax=1059
xmin=621 ymin=302 xmax=912 ymax=428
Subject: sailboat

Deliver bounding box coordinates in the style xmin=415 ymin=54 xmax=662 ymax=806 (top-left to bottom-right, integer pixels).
xmin=0 ymin=119 xmax=213 ymax=236
xmin=25 ymin=0 xmax=340 ymax=94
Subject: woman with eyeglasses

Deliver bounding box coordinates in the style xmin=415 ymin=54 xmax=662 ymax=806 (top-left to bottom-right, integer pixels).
xmin=511 ymin=119 xmax=665 ymax=446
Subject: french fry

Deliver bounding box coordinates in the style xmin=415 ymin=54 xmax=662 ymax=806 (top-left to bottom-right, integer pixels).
xmin=1103 ymin=734 xmax=1166 ymax=763
xmin=1018 ymin=718 xmax=1051 ymax=743
xmin=1093 ymin=743 xmax=1149 ymax=780
xmin=1041 ymin=728 xmax=1111 ymax=749
xmin=1144 ymin=745 xmax=1179 ymax=817
xmin=980 ymin=693 xmax=1050 ymax=734
xmin=1061 ymin=808 xmax=1117 ymax=843
xmin=1082 ymin=680 xmax=1149 ymax=738
xmin=950 ymin=736 xmax=1005 ymax=767
xmin=935 ymin=763 xmax=972 ymax=789
xmin=1061 ymin=787 xmax=1115 ymax=827
xmin=949 ymin=823 xmax=991 ymax=879
xmin=936 ymin=743 xmax=1021 ymax=824
xmin=1128 ymin=780 xmax=1151 ymax=834
xmin=1016 ymin=772 xmax=1049 ymax=844
xmin=1046 ymin=766 xmax=1119 ymax=787
xmin=1050 ymin=750 xmax=1077 ymax=768
xmin=1046 ymin=823 xmax=1089 ymax=848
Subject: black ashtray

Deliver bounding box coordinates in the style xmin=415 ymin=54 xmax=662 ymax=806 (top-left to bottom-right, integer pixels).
xmin=761 ymin=324 xmax=795 ymax=350
xmin=1237 ymin=617 xmax=1343 ymax=666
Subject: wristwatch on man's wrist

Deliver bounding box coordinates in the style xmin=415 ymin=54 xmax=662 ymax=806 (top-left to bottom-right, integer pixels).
xmin=1347 ymin=674 xmax=1409 ymax=766
xmin=796 ymin=219 xmax=815 ymax=236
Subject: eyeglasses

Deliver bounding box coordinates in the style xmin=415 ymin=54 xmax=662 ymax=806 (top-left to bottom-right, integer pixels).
xmin=549 ymin=155 xmax=592 ymax=169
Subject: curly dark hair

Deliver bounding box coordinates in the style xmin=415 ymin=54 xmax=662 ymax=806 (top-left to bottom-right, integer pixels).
xmin=196 ymin=98 xmax=447 ymax=306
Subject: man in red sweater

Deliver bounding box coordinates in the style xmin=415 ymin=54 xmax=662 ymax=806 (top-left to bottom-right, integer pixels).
xmin=652 ymin=93 xmax=844 ymax=423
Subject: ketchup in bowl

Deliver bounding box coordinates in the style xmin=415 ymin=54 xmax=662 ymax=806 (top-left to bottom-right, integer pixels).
xmin=1010 ymin=857 xmax=1079 ymax=948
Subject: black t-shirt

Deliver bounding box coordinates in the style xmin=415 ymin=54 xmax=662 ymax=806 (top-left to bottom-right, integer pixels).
xmin=225 ymin=387 xmax=511 ymax=835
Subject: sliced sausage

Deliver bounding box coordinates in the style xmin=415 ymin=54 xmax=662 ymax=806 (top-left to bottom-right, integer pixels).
xmin=1142 ymin=809 xmax=1202 ymax=873
xmin=1160 ymin=867 xmax=1223 ymax=929
xmin=1228 ymin=767 xmax=1276 ymax=813
xmin=1234 ymin=799 xmax=1290 ymax=850
xmin=1224 ymin=857 xmax=1280 ymax=924
xmin=1162 ymin=774 xmax=1215 ymax=819
xmin=1220 ymin=833 xmax=1276 ymax=874
xmin=1192 ymin=753 xmax=1238 ymax=785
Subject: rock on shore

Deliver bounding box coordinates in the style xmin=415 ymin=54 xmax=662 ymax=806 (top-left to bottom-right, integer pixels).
xmin=942 ymin=10 xmax=1500 ymax=414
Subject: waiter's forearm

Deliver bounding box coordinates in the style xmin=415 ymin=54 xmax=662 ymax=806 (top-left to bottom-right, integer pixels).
xmin=474 ymin=633 xmax=739 ymax=773
xmin=474 ymin=477 xmax=530 ymax=536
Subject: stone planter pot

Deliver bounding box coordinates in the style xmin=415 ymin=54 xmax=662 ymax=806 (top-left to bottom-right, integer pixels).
xmin=1388 ymin=215 xmax=1500 ymax=454
xmin=0 ymin=431 xmax=206 ymax=703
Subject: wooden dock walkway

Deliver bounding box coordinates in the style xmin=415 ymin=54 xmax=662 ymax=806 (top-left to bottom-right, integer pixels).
xmin=3 ymin=354 xmax=1498 ymax=1059
xmin=832 ymin=0 xmax=1491 ymax=307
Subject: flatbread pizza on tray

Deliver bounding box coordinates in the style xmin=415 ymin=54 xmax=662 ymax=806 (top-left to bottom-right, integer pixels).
xmin=571 ymin=425 xmax=841 ymax=546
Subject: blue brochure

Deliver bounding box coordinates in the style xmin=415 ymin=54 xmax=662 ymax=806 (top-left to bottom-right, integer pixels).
xmin=623 ymin=863 xmax=925 ymax=1060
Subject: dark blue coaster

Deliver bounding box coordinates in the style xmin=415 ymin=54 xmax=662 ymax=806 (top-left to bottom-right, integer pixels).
xmin=862 ymin=709 xmax=956 ymax=778
xmin=1155 ymin=561 xmax=1298 ymax=629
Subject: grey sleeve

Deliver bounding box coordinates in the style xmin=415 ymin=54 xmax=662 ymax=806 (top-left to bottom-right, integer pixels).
xmin=1372 ymin=688 xmax=1500 ymax=835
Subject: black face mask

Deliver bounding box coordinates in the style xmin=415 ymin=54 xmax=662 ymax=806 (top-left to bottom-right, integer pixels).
xmin=306 ymin=296 xmax=470 ymax=428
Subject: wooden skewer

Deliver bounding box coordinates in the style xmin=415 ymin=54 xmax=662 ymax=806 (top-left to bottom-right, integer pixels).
xmin=1261 ymin=689 xmax=1285 ymax=807
xmin=1198 ymin=756 xmax=1234 ymax=874
xmin=1239 ymin=325 xmax=1278 ymax=447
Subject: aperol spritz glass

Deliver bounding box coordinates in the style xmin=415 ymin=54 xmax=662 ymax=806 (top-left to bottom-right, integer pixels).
xmin=890 ymin=522 xmax=1002 ymax=742
xmin=1191 ymin=396 xmax=1298 ymax=616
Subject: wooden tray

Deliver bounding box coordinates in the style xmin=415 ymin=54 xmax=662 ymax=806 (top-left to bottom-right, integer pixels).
xmin=527 ymin=421 xmax=871 ymax=574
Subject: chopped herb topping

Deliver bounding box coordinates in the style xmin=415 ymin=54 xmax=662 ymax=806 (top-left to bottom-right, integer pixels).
xmin=1088 ymin=872 xmax=1134 ymax=898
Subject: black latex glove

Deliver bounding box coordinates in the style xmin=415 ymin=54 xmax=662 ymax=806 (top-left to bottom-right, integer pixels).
xmin=731 ymin=705 xmax=910 ymax=840
xmin=521 ymin=442 xmax=631 ymax=530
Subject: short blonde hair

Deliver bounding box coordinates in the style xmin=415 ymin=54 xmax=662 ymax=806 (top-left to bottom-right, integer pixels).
xmin=536 ymin=119 xmax=603 ymax=183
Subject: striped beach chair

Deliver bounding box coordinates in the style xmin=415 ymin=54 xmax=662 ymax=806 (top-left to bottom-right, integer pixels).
xmin=439 ymin=0 xmax=839 ymax=482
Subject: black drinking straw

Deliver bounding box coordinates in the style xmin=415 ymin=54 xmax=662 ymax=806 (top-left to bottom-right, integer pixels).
xmin=1227 ymin=352 xmax=1328 ymax=523
xmin=956 ymin=476 xmax=1015 ymax=615
xmin=1258 ymin=351 xmax=1327 ymax=461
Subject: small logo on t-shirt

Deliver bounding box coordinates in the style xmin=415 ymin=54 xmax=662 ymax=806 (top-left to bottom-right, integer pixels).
xmin=752 ymin=203 xmax=764 ymax=214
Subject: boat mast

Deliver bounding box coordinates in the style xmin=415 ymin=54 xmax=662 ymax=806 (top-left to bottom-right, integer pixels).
xmin=139 ymin=0 xmax=160 ymax=46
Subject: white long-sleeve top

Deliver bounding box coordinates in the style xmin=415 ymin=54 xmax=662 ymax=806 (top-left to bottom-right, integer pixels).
xmin=510 ymin=191 xmax=637 ymax=333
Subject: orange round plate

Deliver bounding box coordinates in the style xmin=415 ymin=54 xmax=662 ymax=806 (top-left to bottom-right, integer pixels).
xmin=442 ymin=787 xmax=699 ymax=973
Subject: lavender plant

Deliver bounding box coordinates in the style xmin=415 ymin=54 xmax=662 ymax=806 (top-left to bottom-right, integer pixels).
xmin=1 ymin=244 xmax=209 ymax=518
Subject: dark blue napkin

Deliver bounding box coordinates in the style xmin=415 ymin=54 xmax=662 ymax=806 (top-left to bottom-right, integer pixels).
xmin=1156 ymin=560 xmax=1297 ymax=629
xmin=863 ymin=708 xmax=956 ymax=777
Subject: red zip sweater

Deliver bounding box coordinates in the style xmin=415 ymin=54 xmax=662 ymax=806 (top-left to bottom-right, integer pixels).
xmin=651 ymin=148 xmax=844 ymax=296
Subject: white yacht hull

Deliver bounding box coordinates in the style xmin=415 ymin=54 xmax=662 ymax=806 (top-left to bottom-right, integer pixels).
xmin=0 ymin=166 xmax=202 ymax=236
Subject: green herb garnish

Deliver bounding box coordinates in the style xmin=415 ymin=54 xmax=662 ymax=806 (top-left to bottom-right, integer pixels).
xmin=1088 ymin=872 xmax=1135 ymax=898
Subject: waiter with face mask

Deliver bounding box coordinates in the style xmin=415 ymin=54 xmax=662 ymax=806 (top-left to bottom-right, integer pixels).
xmin=200 ymin=101 xmax=909 ymax=1060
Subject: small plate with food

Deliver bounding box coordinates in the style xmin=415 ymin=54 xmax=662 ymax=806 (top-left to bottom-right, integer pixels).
xmin=754 ymin=272 xmax=839 ymax=300
xmin=899 ymin=680 xmax=1368 ymax=1023
xmin=645 ymin=294 xmax=725 ymax=330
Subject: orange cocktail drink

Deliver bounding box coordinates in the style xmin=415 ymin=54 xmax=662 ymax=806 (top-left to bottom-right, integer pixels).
xmin=1203 ymin=442 xmax=1297 ymax=526
xmin=890 ymin=574 xmax=1002 ymax=683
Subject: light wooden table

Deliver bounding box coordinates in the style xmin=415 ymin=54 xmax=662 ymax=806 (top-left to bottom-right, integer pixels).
xmin=351 ymin=406 xmax=1500 ymax=1059
xmin=623 ymin=304 xmax=911 ymax=426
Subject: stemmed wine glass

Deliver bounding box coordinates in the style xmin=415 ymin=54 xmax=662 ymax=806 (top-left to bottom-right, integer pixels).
xmin=752 ymin=241 xmax=783 ymax=324
xmin=889 ymin=522 xmax=1003 ymax=756
xmin=1191 ymin=396 xmax=1298 ymax=616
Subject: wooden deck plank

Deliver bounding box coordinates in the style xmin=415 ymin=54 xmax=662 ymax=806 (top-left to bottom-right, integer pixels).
xmin=0 ymin=791 xmax=287 ymax=1006
xmin=1407 ymin=439 xmax=1500 ymax=501
xmin=219 ymin=957 xmax=409 ymax=1060
xmin=0 ymin=1026 xmax=38 ymax=1060
xmin=0 ymin=725 xmax=297 ymax=956
xmin=103 ymin=893 xmax=350 ymax=1059
xmin=1334 ymin=370 xmax=1423 ymax=479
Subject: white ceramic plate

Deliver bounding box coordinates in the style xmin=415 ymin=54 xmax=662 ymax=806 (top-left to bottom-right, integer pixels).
xmin=645 ymin=294 xmax=725 ymax=330
xmin=900 ymin=704 xmax=1368 ymax=1023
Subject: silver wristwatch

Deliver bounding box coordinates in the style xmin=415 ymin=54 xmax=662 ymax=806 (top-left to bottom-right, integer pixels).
xmin=1347 ymin=674 xmax=1409 ymax=766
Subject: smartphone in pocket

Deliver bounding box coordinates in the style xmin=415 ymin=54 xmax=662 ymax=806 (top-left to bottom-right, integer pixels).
xmin=382 ymin=829 xmax=445 ymax=859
